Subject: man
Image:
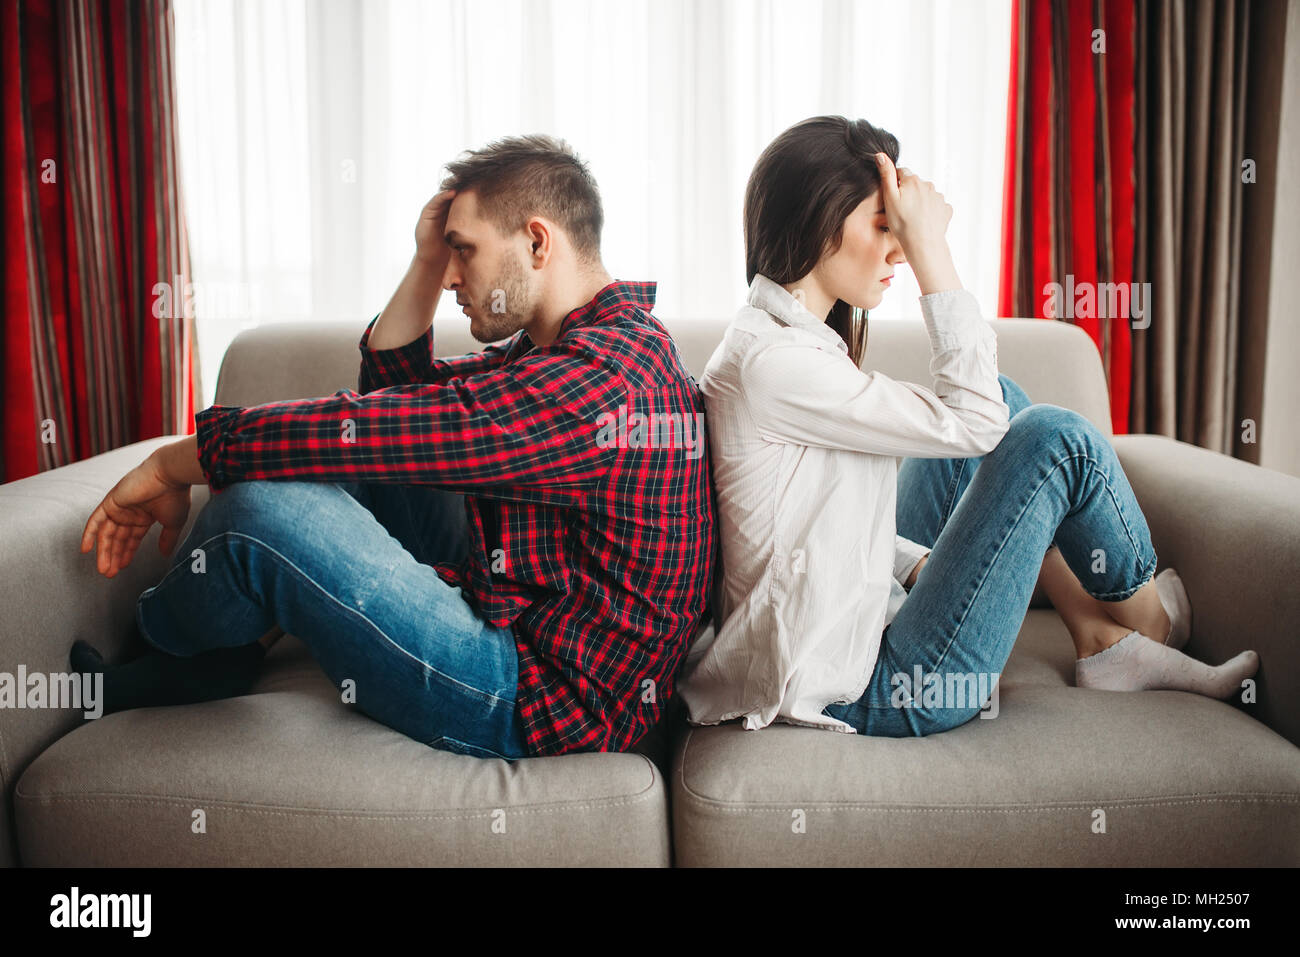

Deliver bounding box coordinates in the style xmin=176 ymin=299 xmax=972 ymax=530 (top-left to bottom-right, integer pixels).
xmin=75 ymin=134 xmax=716 ymax=759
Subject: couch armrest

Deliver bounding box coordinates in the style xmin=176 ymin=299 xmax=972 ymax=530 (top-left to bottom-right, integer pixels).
xmin=1113 ymin=434 xmax=1300 ymax=748
xmin=0 ymin=438 xmax=211 ymax=866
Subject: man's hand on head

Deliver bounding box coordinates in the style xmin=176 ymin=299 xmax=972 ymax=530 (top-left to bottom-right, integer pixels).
xmin=415 ymin=188 xmax=457 ymax=272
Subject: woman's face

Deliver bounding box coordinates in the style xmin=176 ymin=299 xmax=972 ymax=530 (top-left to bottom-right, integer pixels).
xmin=811 ymin=190 xmax=906 ymax=311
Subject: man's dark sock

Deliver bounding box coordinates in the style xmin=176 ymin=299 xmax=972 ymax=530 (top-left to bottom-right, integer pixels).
xmin=70 ymin=639 xmax=268 ymax=715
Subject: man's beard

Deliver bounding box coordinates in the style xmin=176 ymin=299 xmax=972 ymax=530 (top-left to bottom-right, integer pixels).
xmin=470 ymin=253 xmax=533 ymax=343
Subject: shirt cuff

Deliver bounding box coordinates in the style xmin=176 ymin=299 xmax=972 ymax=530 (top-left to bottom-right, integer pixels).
xmin=358 ymin=313 xmax=435 ymax=392
xmin=194 ymin=404 xmax=245 ymax=493
xmin=917 ymin=288 xmax=993 ymax=353
xmin=893 ymin=535 xmax=932 ymax=586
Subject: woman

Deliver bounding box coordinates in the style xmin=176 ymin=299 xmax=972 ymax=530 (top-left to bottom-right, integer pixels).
xmin=678 ymin=115 xmax=1259 ymax=737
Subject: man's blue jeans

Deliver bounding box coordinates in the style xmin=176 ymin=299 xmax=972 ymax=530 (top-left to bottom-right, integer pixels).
xmin=821 ymin=374 xmax=1158 ymax=737
xmin=136 ymin=479 xmax=531 ymax=760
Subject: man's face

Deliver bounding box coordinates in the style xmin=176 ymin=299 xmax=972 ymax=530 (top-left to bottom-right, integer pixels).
xmin=442 ymin=189 xmax=538 ymax=343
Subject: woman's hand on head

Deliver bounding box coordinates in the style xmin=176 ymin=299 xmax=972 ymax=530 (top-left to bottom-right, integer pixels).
xmin=874 ymin=153 xmax=952 ymax=254
xmin=874 ymin=153 xmax=961 ymax=295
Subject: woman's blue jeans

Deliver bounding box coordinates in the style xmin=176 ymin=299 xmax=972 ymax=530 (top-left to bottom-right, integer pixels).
xmin=135 ymin=479 xmax=531 ymax=760
xmin=821 ymin=374 xmax=1157 ymax=737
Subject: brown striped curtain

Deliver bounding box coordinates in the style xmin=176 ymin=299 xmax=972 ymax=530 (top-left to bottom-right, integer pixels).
xmin=1002 ymin=0 xmax=1280 ymax=459
xmin=1133 ymin=0 xmax=1276 ymax=461
xmin=1 ymin=0 xmax=198 ymax=484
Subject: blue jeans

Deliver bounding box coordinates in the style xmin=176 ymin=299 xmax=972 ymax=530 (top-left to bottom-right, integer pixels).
xmin=136 ymin=479 xmax=531 ymax=760
xmin=821 ymin=374 xmax=1157 ymax=737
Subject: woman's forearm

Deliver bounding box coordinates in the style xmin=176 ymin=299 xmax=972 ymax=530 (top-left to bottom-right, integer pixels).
xmin=905 ymin=554 xmax=928 ymax=588
xmin=907 ymin=242 xmax=962 ymax=297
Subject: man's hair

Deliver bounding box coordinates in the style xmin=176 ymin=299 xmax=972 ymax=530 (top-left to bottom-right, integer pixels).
xmin=441 ymin=134 xmax=604 ymax=263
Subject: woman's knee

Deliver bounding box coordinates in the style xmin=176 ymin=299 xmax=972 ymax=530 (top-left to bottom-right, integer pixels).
xmin=1004 ymin=403 xmax=1103 ymax=453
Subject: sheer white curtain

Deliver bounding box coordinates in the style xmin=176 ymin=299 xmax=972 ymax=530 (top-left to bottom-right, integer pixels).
xmin=175 ymin=0 xmax=1012 ymax=408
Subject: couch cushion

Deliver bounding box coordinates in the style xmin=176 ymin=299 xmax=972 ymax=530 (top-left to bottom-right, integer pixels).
xmin=15 ymin=635 xmax=670 ymax=866
xmin=670 ymin=610 xmax=1300 ymax=866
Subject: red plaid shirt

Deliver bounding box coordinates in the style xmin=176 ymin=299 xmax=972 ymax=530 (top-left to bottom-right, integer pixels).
xmin=194 ymin=281 xmax=715 ymax=756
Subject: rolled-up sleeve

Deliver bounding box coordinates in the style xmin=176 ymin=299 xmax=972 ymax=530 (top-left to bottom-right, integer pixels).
xmin=196 ymin=337 xmax=628 ymax=495
xmin=893 ymin=535 xmax=932 ymax=586
xmin=194 ymin=405 xmax=245 ymax=494
xmin=357 ymin=314 xmax=512 ymax=393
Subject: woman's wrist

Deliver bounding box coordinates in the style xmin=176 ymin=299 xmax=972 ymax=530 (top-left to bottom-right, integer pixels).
xmin=904 ymin=553 xmax=929 ymax=589
xmin=906 ymin=242 xmax=962 ymax=296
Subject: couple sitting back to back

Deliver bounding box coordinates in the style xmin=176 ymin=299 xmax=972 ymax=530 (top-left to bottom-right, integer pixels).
xmin=78 ymin=119 xmax=1259 ymax=759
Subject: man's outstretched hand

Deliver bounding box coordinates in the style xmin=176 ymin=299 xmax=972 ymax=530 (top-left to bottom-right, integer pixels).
xmin=81 ymin=453 xmax=192 ymax=578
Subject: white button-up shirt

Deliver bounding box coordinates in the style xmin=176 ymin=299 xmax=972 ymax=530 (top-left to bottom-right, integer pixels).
xmin=678 ymin=274 xmax=1010 ymax=733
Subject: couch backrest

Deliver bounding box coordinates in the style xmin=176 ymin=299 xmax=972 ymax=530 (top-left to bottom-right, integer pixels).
xmin=215 ymin=315 xmax=1112 ymax=434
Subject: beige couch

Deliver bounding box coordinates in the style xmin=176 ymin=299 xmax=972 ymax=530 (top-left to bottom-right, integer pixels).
xmin=5 ymin=315 xmax=1298 ymax=866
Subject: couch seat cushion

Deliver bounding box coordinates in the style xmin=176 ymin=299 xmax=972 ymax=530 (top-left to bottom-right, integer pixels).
xmin=16 ymin=636 xmax=669 ymax=866
xmin=670 ymin=610 xmax=1300 ymax=866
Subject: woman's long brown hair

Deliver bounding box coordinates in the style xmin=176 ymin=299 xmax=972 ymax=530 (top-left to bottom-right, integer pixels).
xmin=743 ymin=116 xmax=900 ymax=367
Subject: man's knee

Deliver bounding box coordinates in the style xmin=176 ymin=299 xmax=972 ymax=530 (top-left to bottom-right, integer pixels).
xmin=198 ymin=480 xmax=340 ymax=540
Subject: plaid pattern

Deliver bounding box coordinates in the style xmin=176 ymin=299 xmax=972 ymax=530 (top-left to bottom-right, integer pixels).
xmin=194 ymin=281 xmax=716 ymax=756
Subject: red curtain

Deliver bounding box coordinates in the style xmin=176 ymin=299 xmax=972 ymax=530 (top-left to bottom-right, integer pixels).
xmin=1 ymin=0 xmax=197 ymax=484
xmin=999 ymin=0 xmax=1136 ymax=435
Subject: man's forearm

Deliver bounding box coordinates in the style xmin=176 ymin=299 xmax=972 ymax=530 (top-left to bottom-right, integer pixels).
xmin=368 ymin=255 xmax=448 ymax=351
xmin=149 ymin=434 xmax=207 ymax=487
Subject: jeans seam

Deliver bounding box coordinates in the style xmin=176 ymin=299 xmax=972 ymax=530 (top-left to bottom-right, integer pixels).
xmin=930 ymin=450 xmax=1151 ymax=675
xmin=149 ymin=530 xmax=519 ymax=711
xmin=940 ymin=458 xmax=966 ymax=529
xmin=1082 ymin=458 xmax=1158 ymax=599
xmin=430 ymin=734 xmax=514 ymax=760
xmin=1055 ymin=448 xmax=1157 ymax=600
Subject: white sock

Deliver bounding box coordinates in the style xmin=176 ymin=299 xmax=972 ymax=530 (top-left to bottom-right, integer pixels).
xmin=1154 ymin=568 xmax=1191 ymax=650
xmin=1076 ymin=630 xmax=1258 ymax=700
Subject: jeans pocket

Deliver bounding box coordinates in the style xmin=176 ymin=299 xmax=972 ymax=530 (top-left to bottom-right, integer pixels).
xmin=428 ymin=734 xmax=510 ymax=760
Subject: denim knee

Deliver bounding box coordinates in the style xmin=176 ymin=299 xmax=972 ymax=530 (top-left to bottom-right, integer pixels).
xmin=1005 ymin=403 xmax=1102 ymax=453
xmin=198 ymin=480 xmax=277 ymax=525
xmin=194 ymin=480 xmax=330 ymax=543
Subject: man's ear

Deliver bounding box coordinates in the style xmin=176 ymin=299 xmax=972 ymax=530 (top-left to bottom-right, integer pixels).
xmin=525 ymin=217 xmax=553 ymax=267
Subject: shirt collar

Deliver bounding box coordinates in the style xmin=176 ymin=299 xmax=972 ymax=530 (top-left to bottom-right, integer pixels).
xmin=505 ymin=280 xmax=657 ymax=361
xmin=557 ymin=280 xmax=658 ymax=338
xmin=746 ymin=273 xmax=847 ymax=353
